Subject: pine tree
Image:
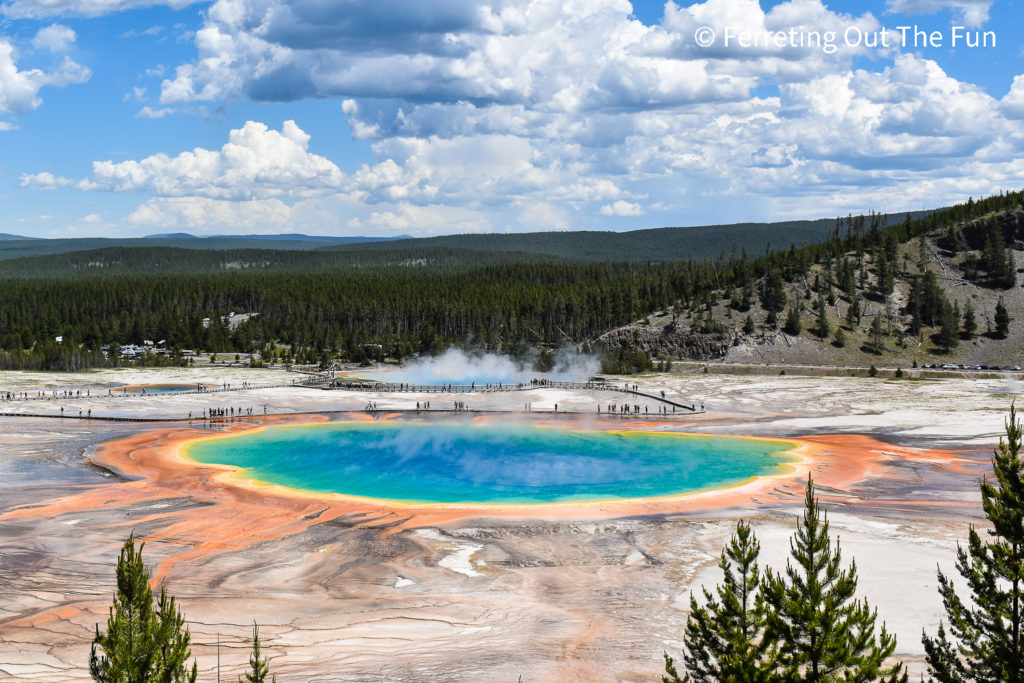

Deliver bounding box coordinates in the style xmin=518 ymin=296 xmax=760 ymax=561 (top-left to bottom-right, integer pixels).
xmin=937 ymin=301 xmax=959 ymax=352
xmin=908 ymin=277 xmax=923 ymax=335
xmin=844 ymin=297 xmax=857 ymax=328
xmin=875 ymin=251 xmax=895 ymax=297
xmin=841 ymin=259 xmax=856 ymax=298
xmin=995 ymin=297 xmax=1011 ymax=338
xmin=870 ymin=314 xmax=884 ymax=354
xmin=982 ymin=234 xmax=1001 ymax=276
xmin=743 ymin=314 xmax=755 ymax=335
xmin=962 ymin=301 xmax=977 ymax=339
xmin=759 ymin=269 xmax=788 ymax=316
xmin=922 ymin=404 xmax=1024 ymax=683
xmin=90 ymin=534 xmax=157 ymax=681
xmin=815 ymin=296 xmax=829 ymax=341
xmin=832 ymin=326 xmax=846 ymax=348
xmin=90 ymin=534 xmax=197 ymax=683
xmin=153 ymin=588 xmax=198 ymax=682
xmin=240 ymin=622 xmax=275 ymax=683
xmin=945 ymin=224 xmax=961 ymax=254
xmin=664 ymin=520 xmax=773 ymax=683
xmin=918 ymin=234 xmax=930 ymax=271
xmin=784 ymin=307 xmax=802 ymax=336
xmin=763 ymin=477 xmax=907 ymax=682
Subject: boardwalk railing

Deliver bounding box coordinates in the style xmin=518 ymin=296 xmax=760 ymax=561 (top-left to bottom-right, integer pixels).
xmin=1 ymin=378 xmax=704 ymax=413
xmin=319 ymin=379 xmax=612 ymax=393
xmin=0 ymin=381 xmax=305 ymax=403
xmin=318 ymin=379 xmax=702 ymax=412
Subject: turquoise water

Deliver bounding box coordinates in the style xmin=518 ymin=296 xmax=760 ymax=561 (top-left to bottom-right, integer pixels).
xmin=185 ymin=421 xmax=796 ymax=504
xmin=141 ymin=384 xmax=196 ymax=394
xmin=108 ymin=384 xmax=195 ymax=394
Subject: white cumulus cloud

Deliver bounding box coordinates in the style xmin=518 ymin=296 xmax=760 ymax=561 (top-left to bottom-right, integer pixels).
xmin=348 ymin=203 xmax=490 ymax=235
xmin=32 ymin=23 xmax=76 ymax=51
xmin=136 ymin=105 xmax=175 ymax=118
xmin=19 ymin=171 xmax=73 ymax=188
xmin=126 ymin=196 xmax=294 ymax=229
xmin=0 ymin=38 xmax=90 ymax=123
xmin=15 ymin=0 xmax=1024 ymax=234
xmin=72 ymin=120 xmax=345 ymax=199
xmin=1001 ymin=74 xmax=1024 ymax=120
xmin=1 ymin=0 xmax=197 ymax=18
xmin=886 ymin=0 xmax=992 ymax=27
xmin=600 ymin=200 xmax=645 ymax=216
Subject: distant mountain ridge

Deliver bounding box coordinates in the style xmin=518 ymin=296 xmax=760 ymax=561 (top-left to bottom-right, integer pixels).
xmin=143 ymin=233 xmax=410 ymax=243
xmin=318 ymin=210 xmax=939 ymax=263
xmin=0 ymin=234 xmax=406 ymax=261
xmin=0 ymin=210 xmax=938 ymax=263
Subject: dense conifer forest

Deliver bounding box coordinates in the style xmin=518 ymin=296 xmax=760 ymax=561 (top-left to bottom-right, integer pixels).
xmin=0 ymin=190 xmax=1020 ymax=371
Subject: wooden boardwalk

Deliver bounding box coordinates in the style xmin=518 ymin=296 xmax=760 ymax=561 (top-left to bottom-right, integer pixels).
xmin=0 ymin=377 xmax=705 ymax=421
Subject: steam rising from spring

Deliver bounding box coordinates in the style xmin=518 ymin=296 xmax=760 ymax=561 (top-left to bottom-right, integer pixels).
xmin=376 ymin=348 xmax=601 ymax=385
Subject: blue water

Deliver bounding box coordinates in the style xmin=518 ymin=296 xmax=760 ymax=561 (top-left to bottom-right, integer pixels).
xmin=185 ymin=421 xmax=796 ymax=504
xmin=141 ymin=384 xmax=196 ymax=394
xmin=107 ymin=384 xmax=196 ymax=394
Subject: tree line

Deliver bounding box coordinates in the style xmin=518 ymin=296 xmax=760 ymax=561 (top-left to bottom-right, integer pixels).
xmin=1 ymin=189 xmax=1022 ymax=371
xmin=745 ymin=193 xmax=1022 ymax=355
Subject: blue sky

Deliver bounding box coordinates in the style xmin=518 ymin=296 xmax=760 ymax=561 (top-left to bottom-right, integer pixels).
xmin=1 ymin=0 xmax=1022 ymax=237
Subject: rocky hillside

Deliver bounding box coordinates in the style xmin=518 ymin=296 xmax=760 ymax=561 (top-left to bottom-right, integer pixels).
xmin=600 ymin=205 xmax=1024 ymax=367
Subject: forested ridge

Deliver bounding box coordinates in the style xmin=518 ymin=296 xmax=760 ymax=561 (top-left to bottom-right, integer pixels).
xmin=0 ymin=245 xmax=568 ymax=278
xmin=0 ymin=261 xmax=713 ymax=367
xmin=0 ymin=233 xmax=402 ymax=261
xmin=320 ymin=210 xmax=935 ymax=262
xmin=0 ymin=210 xmax=935 ymax=264
xmin=0 ymin=190 xmax=1019 ymax=371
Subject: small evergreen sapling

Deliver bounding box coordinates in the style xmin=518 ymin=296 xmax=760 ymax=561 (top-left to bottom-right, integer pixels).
xmin=90 ymin=534 xmax=197 ymax=683
xmin=665 ymin=480 xmax=907 ymax=683
xmin=762 ymin=477 xmax=907 ymax=682
xmin=663 ymin=520 xmax=773 ymax=682
xmin=922 ymin=404 xmax=1024 ymax=683
xmin=832 ymin=327 xmax=846 ymax=348
xmin=240 ymin=622 xmax=276 ymax=683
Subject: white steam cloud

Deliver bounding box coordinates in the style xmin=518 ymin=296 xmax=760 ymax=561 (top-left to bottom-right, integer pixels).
xmin=372 ymin=348 xmax=601 ymax=385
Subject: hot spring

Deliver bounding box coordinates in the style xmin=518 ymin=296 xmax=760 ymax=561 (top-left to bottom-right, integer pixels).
xmin=357 ymin=349 xmax=601 ymax=386
xmin=109 ymin=383 xmax=197 ymax=394
xmin=184 ymin=420 xmax=798 ymax=505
